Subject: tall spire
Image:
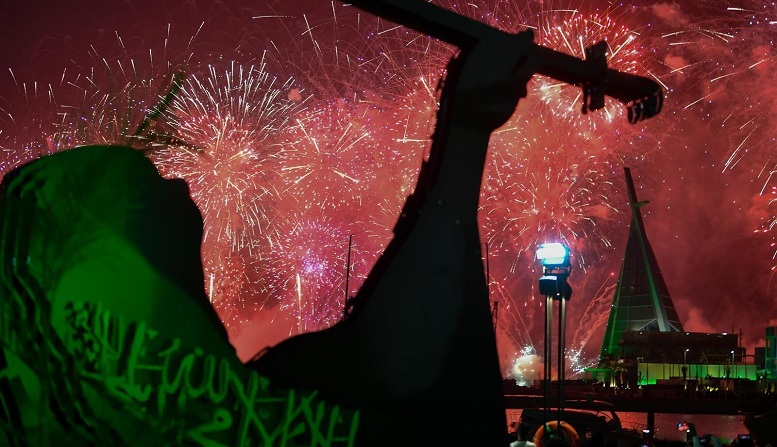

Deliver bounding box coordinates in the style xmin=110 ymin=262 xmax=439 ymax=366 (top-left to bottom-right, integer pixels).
xmin=600 ymin=167 xmax=684 ymax=359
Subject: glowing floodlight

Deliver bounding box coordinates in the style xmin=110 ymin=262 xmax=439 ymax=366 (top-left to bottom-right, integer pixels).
xmin=536 ymin=243 xmax=570 ymax=267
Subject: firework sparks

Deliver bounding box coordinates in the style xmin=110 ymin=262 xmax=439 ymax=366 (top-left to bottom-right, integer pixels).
xmin=280 ymin=97 xmax=383 ymax=211
xmin=5 ymin=0 xmax=777 ymax=372
xmin=531 ymin=10 xmax=650 ymax=129
xmin=481 ymin=116 xmax=621 ymax=272
xmin=510 ymin=345 xmax=542 ymax=386
xmin=268 ymin=209 xmax=356 ymax=332
xmin=0 ymin=71 xmax=60 ymax=175
xmin=151 ymin=62 xmax=303 ymax=252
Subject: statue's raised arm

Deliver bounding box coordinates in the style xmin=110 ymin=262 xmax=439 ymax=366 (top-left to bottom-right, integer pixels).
xmin=347 ymin=0 xmax=662 ymax=123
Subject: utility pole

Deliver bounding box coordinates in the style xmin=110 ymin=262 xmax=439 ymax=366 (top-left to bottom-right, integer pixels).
xmin=485 ymin=243 xmax=497 ymax=331
xmin=343 ymin=233 xmax=354 ymax=320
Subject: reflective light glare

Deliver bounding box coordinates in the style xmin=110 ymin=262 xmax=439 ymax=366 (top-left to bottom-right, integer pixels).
xmin=536 ymin=242 xmax=570 ymax=266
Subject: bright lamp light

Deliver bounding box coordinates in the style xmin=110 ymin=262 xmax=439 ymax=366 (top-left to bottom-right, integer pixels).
xmin=536 ymin=243 xmax=570 ymax=267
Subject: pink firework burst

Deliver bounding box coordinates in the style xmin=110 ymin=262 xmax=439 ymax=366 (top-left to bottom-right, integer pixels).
xmin=268 ymin=208 xmax=357 ymax=333
xmin=146 ymin=61 xmax=307 ymax=335
xmin=481 ymin=116 xmax=621 ymax=271
xmin=150 ymin=62 xmax=304 ymax=252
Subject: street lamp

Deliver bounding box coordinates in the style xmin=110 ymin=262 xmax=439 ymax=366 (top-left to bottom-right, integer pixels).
xmin=684 ymin=348 xmax=689 ymax=365
xmin=536 ymin=242 xmax=572 ymax=437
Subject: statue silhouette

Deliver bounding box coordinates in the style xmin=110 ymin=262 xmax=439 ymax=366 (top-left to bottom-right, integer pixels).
xmin=248 ymin=1 xmax=663 ymax=445
xmin=0 ymin=2 xmax=663 ymax=445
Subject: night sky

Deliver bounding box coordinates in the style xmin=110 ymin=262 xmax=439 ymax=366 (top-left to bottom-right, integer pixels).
xmin=2 ymin=0 xmax=775 ymax=377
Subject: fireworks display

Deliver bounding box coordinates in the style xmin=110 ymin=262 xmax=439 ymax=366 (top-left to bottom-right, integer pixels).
xmin=2 ymin=0 xmax=777 ymax=375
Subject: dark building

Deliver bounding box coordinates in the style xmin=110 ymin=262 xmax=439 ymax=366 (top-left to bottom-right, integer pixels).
xmin=619 ymin=331 xmax=742 ymax=364
xmin=764 ymin=326 xmax=777 ymax=380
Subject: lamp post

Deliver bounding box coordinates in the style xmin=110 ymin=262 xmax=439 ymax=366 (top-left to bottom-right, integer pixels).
xmin=683 ymin=349 xmax=689 ymax=389
xmin=536 ymin=242 xmax=572 ymax=439
xmin=731 ymin=350 xmax=735 ymax=379
xmin=343 ymin=233 xmax=355 ymax=321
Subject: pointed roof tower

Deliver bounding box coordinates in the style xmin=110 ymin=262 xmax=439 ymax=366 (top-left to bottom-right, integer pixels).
xmin=600 ymin=167 xmax=684 ymax=359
